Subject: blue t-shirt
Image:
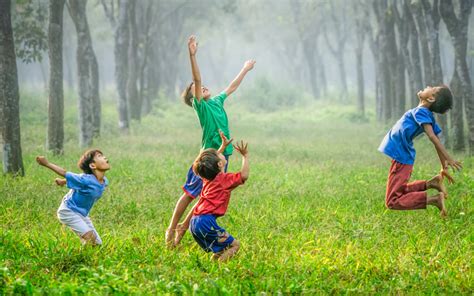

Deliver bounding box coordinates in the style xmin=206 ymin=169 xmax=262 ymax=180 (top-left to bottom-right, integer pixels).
xmin=378 ymin=107 xmax=442 ymax=165
xmin=63 ymin=172 xmax=108 ymax=217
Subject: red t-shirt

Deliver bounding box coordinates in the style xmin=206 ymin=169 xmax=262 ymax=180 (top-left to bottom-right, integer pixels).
xmin=193 ymin=172 xmax=244 ymax=217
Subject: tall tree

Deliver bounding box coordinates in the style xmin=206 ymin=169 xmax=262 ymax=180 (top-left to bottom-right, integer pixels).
xmin=47 ymin=0 xmax=65 ymax=155
xmin=68 ymin=0 xmax=101 ymax=147
xmin=440 ymin=0 xmax=473 ymax=153
xmin=102 ymin=0 xmax=130 ymax=132
xmin=353 ymin=0 xmax=368 ymax=115
xmin=0 ymin=0 xmax=25 ymax=176
xmin=324 ymin=0 xmax=349 ymax=98
xmin=403 ymin=0 xmax=423 ymax=107
xmin=410 ymin=0 xmax=432 ymax=86
xmin=421 ymin=0 xmax=448 ymax=145
xmin=392 ymin=0 xmax=408 ymax=117
xmin=127 ymin=0 xmax=140 ymax=121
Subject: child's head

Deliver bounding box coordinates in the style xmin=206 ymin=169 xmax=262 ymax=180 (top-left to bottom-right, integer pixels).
xmin=181 ymin=82 xmax=211 ymax=107
xmin=193 ymin=148 xmax=227 ymax=181
xmin=78 ymin=149 xmax=110 ymax=175
xmin=417 ymin=85 xmax=453 ymax=114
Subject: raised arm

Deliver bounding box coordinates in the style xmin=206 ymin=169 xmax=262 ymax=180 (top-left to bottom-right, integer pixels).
xmin=233 ymin=140 xmax=249 ymax=182
xmin=217 ymin=130 xmax=233 ymax=154
xmin=36 ymin=156 xmax=66 ymax=177
xmin=223 ymin=60 xmax=256 ymax=97
xmin=188 ymin=36 xmax=202 ymax=101
xmin=423 ymin=124 xmax=462 ymax=180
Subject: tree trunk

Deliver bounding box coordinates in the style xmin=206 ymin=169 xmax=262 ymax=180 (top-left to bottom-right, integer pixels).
xmin=449 ymin=70 xmax=465 ymax=151
xmin=302 ymin=38 xmax=320 ymax=99
xmin=440 ymin=0 xmax=473 ymax=153
xmin=354 ymin=16 xmax=365 ymax=115
xmin=405 ymin=0 xmax=423 ymax=107
xmin=410 ymin=0 xmax=432 ymax=86
xmin=127 ymin=1 xmax=140 ymax=121
xmin=68 ymin=0 xmax=101 ymax=147
xmin=48 ymin=0 xmax=65 ymax=155
xmin=0 ymin=0 xmax=25 ymax=176
xmin=115 ymin=0 xmax=130 ymax=132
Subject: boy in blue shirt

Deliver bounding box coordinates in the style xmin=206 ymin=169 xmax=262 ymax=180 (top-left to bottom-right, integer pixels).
xmin=166 ymin=35 xmax=255 ymax=247
xmin=378 ymin=85 xmax=462 ymax=216
xmin=36 ymin=149 xmax=110 ymax=245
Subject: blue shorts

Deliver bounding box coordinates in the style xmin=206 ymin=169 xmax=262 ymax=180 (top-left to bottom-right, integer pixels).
xmin=182 ymin=155 xmax=229 ymax=199
xmin=190 ymin=214 xmax=234 ymax=253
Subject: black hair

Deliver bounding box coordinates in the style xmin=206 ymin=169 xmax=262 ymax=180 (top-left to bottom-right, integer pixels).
xmin=78 ymin=149 xmax=102 ymax=174
xmin=430 ymin=85 xmax=453 ymax=114
xmin=193 ymin=149 xmax=221 ymax=181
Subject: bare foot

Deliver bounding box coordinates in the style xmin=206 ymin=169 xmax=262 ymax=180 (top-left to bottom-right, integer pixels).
xmin=438 ymin=193 xmax=447 ymax=217
xmin=174 ymin=223 xmax=187 ymax=246
xmin=427 ymin=175 xmax=447 ymax=198
xmin=165 ymin=228 xmax=175 ymax=248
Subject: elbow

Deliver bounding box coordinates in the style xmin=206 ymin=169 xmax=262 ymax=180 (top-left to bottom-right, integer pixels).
xmin=241 ymin=173 xmax=249 ymax=182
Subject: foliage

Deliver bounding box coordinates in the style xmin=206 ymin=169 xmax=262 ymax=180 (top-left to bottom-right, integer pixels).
xmin=1 ymin=91 xmax=473 ymax=294
xmin=12 ymin=0 xmax=48 ymax=63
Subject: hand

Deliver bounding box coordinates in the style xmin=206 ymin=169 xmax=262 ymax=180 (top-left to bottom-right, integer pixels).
xmin=445 ymin=159 xmax=462 ymax=171
xmin=36 ymin=156 xmax=48 ymax=166
xmin=233 ymin=140 xmax=248 ymax=157
xmin=219 ymin=130 xmax=233 ymax=148
xmin=243 ymin=59 xmax=256 ymax=71
xmin=188 ymin=35 xmax=198 ymax=55
xmin=440 ymin=168 xmax=455 ymax=184
xmin=55 ymin=178 xmax=66 ymax=186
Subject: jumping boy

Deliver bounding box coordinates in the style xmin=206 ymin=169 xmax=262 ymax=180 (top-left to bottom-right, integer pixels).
xmin=36 ymin=149 xmax=110 ymax=245
xmin=166 ymin=35 xmax=255 ymax=247
xmin=378 ymin=85 xmax=462 ymax=216
xmin=190 ymin=139 xmax=249 ymax=262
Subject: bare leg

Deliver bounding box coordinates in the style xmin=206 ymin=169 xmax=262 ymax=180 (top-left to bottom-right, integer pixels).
xmin=211 ymin=251 xmax=224 ymax=261
xmin=427 ymin=175 xmax=447 ymax=197
xmin=166 ymin=193 xmax=193 ymax=247
xmin=427 ymin=192 xmax=447 ymax=217
xmin=218 ymin=240 xmax=240 ymax=262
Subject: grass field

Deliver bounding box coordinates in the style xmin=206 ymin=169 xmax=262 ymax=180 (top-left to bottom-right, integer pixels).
xmin=1 ymin=92 xmax=473 ymax=294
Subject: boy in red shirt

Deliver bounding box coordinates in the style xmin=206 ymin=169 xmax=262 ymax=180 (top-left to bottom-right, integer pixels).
xmin=190 ymin=140 xmax=249 ymax=262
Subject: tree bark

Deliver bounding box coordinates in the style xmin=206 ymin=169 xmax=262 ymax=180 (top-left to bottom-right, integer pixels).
xmin=127 ymin=0 xmax=140 ymax=121
xmin=0 ymin=0 xmax=25 ymax=176
xmin=68 ymin=0 xmax=101 ymax=147
xmin=48 ymin=0 xmax=65 ymax=155
xmin=115 ymin=0 xmax=130 ymax=131
xmin=410 ymin=0 xmax=432 ymax=86
xmin=404 ymin=0 xmax=423 ymax=107
xmin=440 ymin=0 xmax=473 ymax=153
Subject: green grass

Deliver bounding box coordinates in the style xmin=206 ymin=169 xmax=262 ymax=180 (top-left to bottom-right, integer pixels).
xmin=1 ymin=92 xmax=473 ymax=294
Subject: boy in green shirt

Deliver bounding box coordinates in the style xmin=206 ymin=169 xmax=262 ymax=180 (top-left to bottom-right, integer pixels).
xmin=166 ymin=35 xmax=255 ymax=247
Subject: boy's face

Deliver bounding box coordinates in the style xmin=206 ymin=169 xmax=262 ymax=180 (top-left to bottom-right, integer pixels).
xmin=417 ymin=86 xmax=440 ymax=102
xmin=191 ymin=83 xmax=211 ymax=99
xmin=217 ymin=152 xmax=227 ymax=172
xmin=91 ymin=153 xmax=110 ymax=172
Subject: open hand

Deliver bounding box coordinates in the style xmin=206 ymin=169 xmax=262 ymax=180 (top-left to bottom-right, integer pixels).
xmin=243 ymin=59 xmax=256 ymax=71
xmin=445 ymin=159 xmax=462 ymax=171
xmin=55 ymin=178 xmax=66 ymax=186
xmin=188 ymin=35 xmax=198 ymax=55
xmin=36 ymin=156 xmax=48 ymax=166
xmin=233 ymin=140 xmax=248 ymax=157
xmin=219 ymin=130 xmax=233 ymax=148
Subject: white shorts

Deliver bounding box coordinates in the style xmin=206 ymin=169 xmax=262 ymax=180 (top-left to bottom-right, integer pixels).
xmin=57 ymin=202 xmax=102 ymax=245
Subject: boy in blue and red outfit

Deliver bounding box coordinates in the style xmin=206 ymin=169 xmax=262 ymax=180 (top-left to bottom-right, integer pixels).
xmin=190 ymin=139 xmax=249 ymax=262
xmin=378 ymin=85 xmax=462 ymax=216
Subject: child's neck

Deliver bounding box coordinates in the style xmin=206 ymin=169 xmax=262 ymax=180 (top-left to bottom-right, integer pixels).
xmin=418 ymin=100 xmax=431 ymax=108
xmin=93 ymin=170 xmax=106 ymax=183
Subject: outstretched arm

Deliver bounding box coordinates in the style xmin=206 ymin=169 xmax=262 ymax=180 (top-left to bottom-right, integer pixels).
xmin=217 ymin=130 xmax=233 ymax=154
xmin=36 ymin=156 xmax=66 ymax=177
xmin=423 ymin=124 xmax=462 ymax=182
xmin=233 ymin=140 xmax=249 ymax=182
xmin=224 ymin=60 xmax=256 ymax=97
xmin=188 ymin=36 xmax=202 ymax=101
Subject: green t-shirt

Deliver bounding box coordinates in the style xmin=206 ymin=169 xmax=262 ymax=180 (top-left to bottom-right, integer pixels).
xmin=193 ymin=92 xmax=233 ymax=155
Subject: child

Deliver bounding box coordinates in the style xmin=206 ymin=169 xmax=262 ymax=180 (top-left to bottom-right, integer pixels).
xmin=190 ymin=139 xmax=249 ymax=262
xmin=166 ymin=35 xmax=255 ymax=247
xmin=378 ymin=85 xmax=462 ymax=216
xmin=36 ymin=149 xmax=110 ymax=245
